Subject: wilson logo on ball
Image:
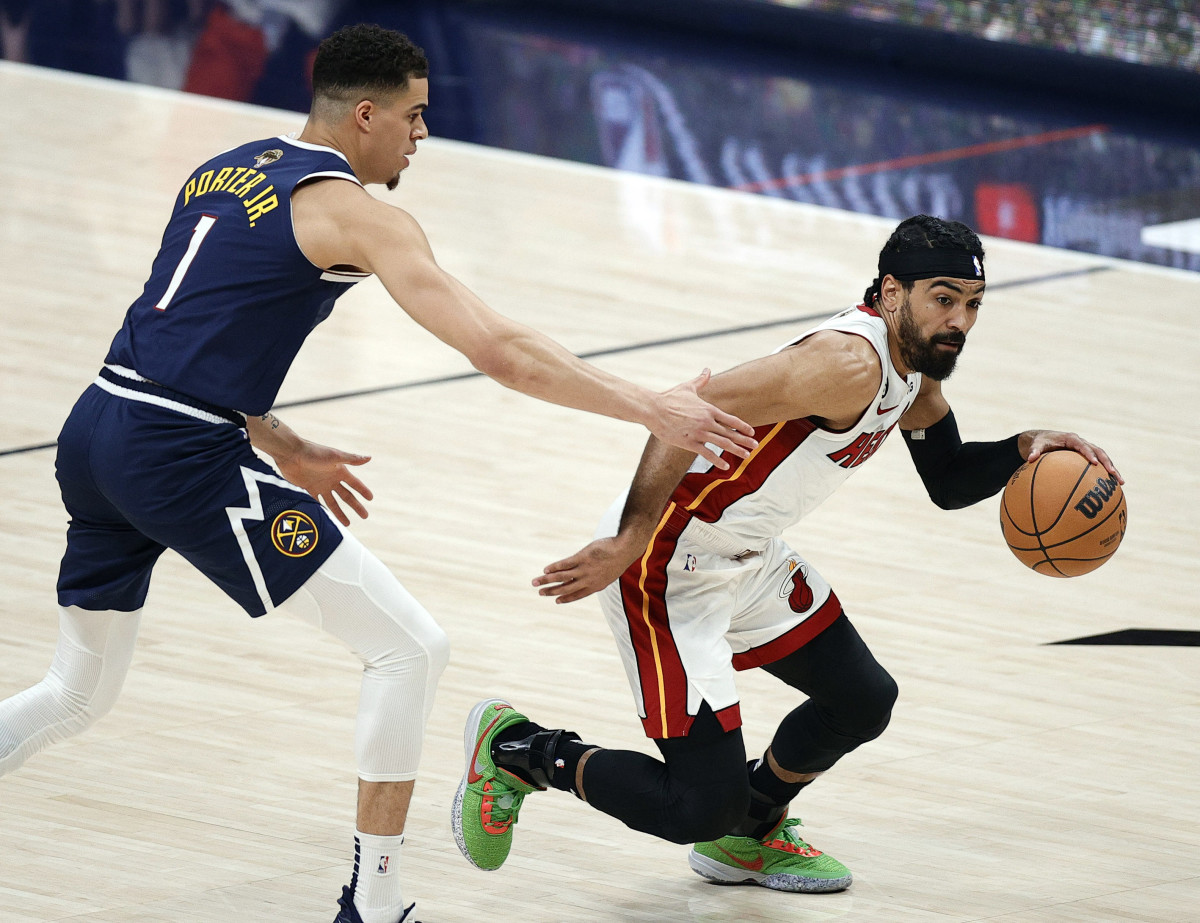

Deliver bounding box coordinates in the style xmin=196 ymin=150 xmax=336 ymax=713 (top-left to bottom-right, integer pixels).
xmin=1073 ymin=475 xmax=1120 ymax=519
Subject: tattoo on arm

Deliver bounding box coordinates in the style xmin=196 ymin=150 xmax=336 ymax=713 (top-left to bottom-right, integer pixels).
xmin=260 ymin=413 xmax=280 ymax=430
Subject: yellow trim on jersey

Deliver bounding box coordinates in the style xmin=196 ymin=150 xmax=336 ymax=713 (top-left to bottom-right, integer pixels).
xmin=639 ymin=501 xmax=679 ymax=735
xmin=683 ymin=422 xmax=786 ymax=513
xmin=635 ymin=423 xmax=787 ymax=735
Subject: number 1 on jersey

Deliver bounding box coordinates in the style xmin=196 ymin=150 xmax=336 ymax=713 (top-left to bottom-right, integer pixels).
xmin=155 ymin=214 xmax=217 ymax=311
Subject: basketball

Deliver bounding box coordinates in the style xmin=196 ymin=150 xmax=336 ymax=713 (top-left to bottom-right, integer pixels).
xmin=1000 ymin=451 xmax=1127 ymax=577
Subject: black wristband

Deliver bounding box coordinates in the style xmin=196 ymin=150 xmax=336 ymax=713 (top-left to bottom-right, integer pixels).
xmin=902 ymin=410 xmax=1024 ymax=510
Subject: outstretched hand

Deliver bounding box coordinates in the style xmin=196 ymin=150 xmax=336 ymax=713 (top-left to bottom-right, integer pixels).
xmin=1024 ymin=430 xmax=1123 ymax=484
xmin=652 ymin=369 xmax=756 ymax=470
xmin=533 ymin=535 xmax=644 ymax=604
xmin=275 ymin=442 xmax=374 ymax=526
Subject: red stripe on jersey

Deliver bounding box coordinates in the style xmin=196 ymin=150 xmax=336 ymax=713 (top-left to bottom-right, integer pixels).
xmin=675 ymin=418 xmax=819 ymax=524
xmin=618 ymin=505 xmax=692 ymax=739
xmin=731 ymin=593 xmax=844 ymax=671
xmin=856 ymin=302 xmax=880 ymax=317
xmin=714 ymin=702 xmax=743 ymax=734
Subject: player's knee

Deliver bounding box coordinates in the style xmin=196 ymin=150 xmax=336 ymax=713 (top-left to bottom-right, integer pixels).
xmin=348 ymin=540 xmax=450 ymax=681
xmin=863 ymin=667 xmax=899 ymax=734
xmin=19 ymin=667 xmax=120 ymax=743
xmin=422 ymin=622 xmax=450 ymax=681
xmin=367 ymin=619 xmax=449 ymax=685
xmin=660 ymin=780 xmax=750 ymax=844
xmin=54 ymin=683 xmax=112 ymax=735
xmin=839 ymin=668 xmax=898 ymax=742
xmin=29 ymin=609 xmax=140 ymax=744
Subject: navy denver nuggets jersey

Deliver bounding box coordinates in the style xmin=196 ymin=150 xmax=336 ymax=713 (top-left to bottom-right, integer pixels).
xmin=105 ymin=135 xmax=367 ymax=414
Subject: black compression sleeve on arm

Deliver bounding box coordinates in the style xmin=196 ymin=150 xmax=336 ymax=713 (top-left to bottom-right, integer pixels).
xmin=901 ymin=409 xmax=1025 ymax=510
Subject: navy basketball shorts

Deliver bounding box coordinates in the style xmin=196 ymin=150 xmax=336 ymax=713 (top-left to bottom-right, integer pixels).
xmin=54 ymin=382 xmax=343 ymax=616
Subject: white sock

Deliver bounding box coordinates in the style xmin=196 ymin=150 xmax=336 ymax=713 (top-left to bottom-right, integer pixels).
xmin=352 ymin=831 xmax=406 ymax=923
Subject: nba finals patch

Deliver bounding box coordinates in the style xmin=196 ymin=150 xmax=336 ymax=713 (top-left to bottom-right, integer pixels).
xmin=254 ymin=148 xmax=283 ymax=167
xmin=271 ymin=510 xmax=319 ymax=557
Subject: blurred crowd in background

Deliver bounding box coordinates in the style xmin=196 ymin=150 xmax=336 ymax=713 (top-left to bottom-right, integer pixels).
xmin=787 ymin=0 xmax=1199 ymax=71
xmin=1 ymin=0 xmax=347 ymax=108
xmin=2 ymin=0 xmax=1198 ymax=270
xmin=459 ymin=23 xmax=1200 ymax=269
xmin=3 ymin=1 xmax=1198 ymax=98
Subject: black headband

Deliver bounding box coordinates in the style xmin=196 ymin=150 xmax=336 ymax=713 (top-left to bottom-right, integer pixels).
xmin=879 ymin=248 xmax=985 ymax=282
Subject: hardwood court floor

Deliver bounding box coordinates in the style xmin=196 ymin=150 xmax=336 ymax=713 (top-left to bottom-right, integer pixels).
xmin=1 ymin=62 xmax=1198 ymax=922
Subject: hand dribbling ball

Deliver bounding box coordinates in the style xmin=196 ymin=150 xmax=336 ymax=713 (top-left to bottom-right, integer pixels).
xmin=1000 ymin=451 xmax=1127 ymax=577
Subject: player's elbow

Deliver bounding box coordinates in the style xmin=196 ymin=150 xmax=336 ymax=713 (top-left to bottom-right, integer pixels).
xmin=925 ymin=483 xmax=974 ymax=511
xmin=931 ymin=493 xmax=971 ymax=511
xmin=468 ymin=340 xmax=522 ymax=387
xmin=468 ymin=328 xmax=550 ymax=393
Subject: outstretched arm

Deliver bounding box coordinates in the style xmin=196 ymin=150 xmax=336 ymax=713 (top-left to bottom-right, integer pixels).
xmin=291 ymin=180 xmax=756 ymax=469
xmin=533 ymin=435 xmax=696 ymax=603
xmin=534 ymin=331 xmax=884 ymax=602
xmin=246 ymin=412 xmax=373 ymax=526
xmin=901 ymin=379 xmax=1123 ymax=510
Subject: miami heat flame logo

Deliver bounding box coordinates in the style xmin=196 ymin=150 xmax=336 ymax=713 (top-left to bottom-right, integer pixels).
xmin=271 ymin=510 xmax=318 ymax=557
xmin=778 ymin=558 xmax=813 ymax=614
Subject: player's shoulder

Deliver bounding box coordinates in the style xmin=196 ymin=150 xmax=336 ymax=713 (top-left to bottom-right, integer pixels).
xmin=293 ymin=177 xmax=419 ymax=233
xmin=787 ymin=326 xmax=879 ymax=367
xmin=776 ymin=329 xmax=881 ymax=402
xmin=820 ymin=304 xmax=890 ymax=341
xmin=193 ymin=136 xmax=286 ymax=168
xmin=292 ymin=176 xmax=428 ymax=271
xmin=779 ymin=304 xmax=885 ymax=353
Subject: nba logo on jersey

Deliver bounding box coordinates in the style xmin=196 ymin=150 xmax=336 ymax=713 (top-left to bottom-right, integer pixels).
xmin=684 ymin=553 xmax=697 ymax=572
xmin=377 ymin=856 xmax=389 ymax=874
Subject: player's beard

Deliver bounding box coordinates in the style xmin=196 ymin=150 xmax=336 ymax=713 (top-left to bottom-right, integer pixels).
xmin=897 ymin=295 xmax=965 ymax=381
xmin=386 ymin=173 xmax=401 ymax=191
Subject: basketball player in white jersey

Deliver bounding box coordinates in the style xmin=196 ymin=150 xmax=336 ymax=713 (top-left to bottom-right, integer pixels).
xmin=453 ymin=215 xmax=1121 ymax=892
xmin=0 ymin=24 xmax=756 ymax=923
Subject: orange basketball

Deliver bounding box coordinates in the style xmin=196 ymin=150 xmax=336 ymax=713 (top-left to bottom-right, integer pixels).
xmin=1000 ymin=451 xmax=1127 ymax=577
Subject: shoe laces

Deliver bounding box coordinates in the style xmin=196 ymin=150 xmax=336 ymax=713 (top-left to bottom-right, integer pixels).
xmin=482 ymin=778 xmax=527 ymax=833
xmin=765 ymin=818 xmax=823 ymax=857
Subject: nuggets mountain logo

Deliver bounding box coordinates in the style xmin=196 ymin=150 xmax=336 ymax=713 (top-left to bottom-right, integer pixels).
xmin=271 ymin=510 xmax=318 ymax=557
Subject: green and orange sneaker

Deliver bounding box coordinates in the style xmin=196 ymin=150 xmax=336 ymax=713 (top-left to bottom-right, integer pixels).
xmin=688 ymin=817 xmax=852 ymax=893
xmin=451 ymin=698 xmax=542 ymax=871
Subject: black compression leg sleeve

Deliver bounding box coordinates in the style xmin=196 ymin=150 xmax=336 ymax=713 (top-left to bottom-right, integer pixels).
xmin=761 ymin=614 xmax=898 ymax=774
xmin=580 ymin=703 xmax=751 ymax=844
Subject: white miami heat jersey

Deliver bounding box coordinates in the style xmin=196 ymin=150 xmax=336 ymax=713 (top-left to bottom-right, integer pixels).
xmin=670 ymin=304 xmax=921 ymax=550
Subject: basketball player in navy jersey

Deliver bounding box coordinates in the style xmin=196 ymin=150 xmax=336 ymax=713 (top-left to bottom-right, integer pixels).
xmin=455 ymin=215 xmax=1122 ymax=893
xmin=0 ymin=24 xmax=756 ymax=923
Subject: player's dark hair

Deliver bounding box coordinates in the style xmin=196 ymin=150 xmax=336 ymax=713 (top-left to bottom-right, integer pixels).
xmin=311 ymin=24 xmax=428 ymax=101
xmin=862 ymin=215 xmax=985 ymax=306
